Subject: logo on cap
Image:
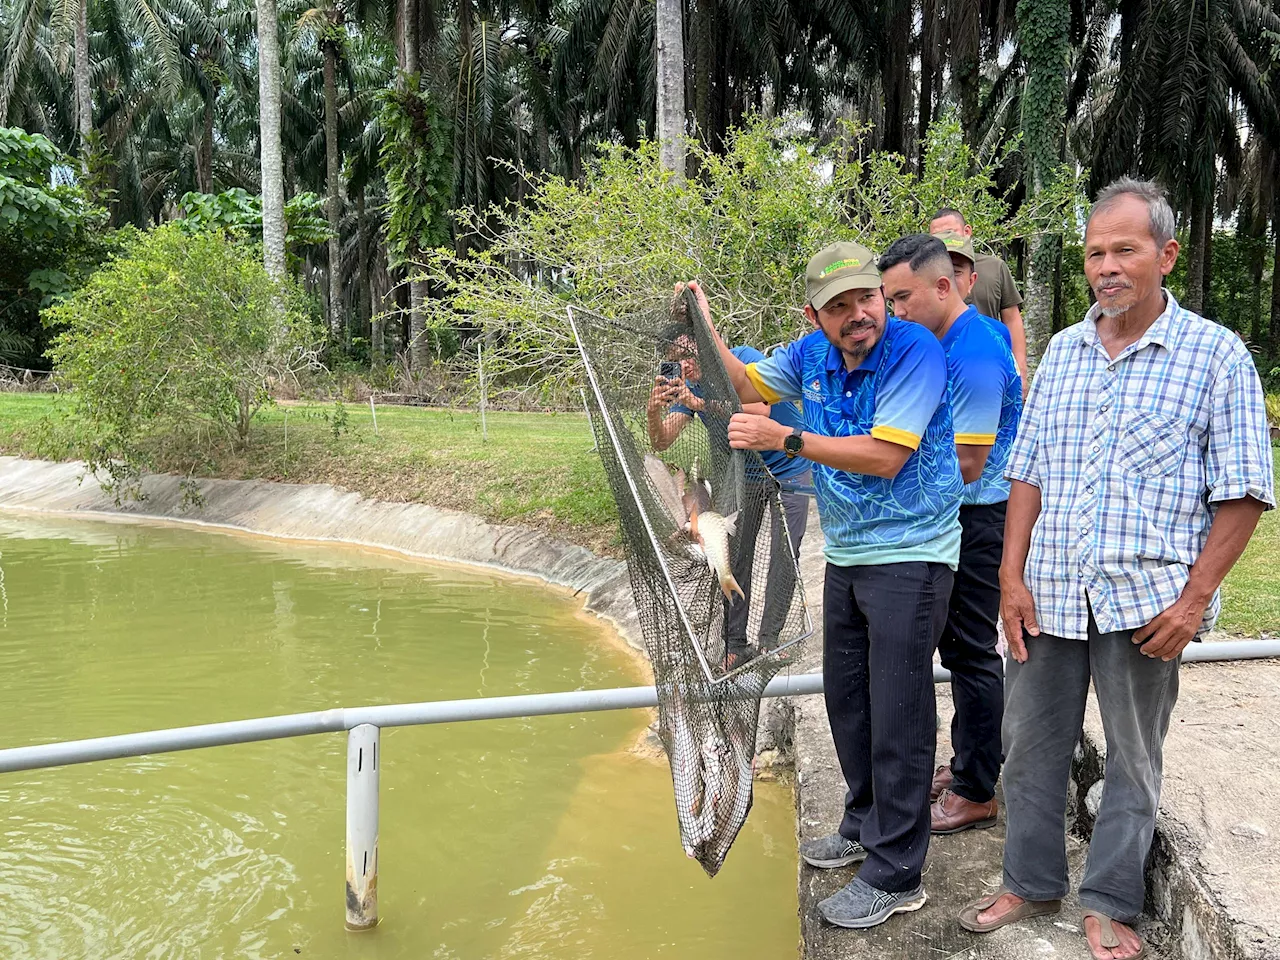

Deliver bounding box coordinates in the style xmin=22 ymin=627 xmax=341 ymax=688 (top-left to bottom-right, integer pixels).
xmin=943 ymin=237 xmax=965 ymax=249
xmin=820 ymin=258 xmax=863 ymax=278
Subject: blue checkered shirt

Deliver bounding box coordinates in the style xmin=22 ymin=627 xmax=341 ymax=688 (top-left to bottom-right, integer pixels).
xmin=1006 ymin=291 xmax=1275 ymax=640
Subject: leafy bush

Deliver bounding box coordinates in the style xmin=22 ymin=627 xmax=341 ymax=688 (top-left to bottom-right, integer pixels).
xmin=44 ymin=224 xmax=320 ymax=497
xmin=415 ymin=113 xmax=1082 ymax=381
xmin=177 ymin=188 xmax=331 ymax=255
xmin=0 ymin=127 xmax=115 ymax=368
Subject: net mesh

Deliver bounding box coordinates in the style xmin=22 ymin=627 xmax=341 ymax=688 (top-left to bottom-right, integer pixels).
xmin=570 ymin=287 xmax=811 ymax=877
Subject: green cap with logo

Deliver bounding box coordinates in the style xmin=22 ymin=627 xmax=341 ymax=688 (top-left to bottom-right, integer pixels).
xmin=932 ymin=230 xmax=976 ymax=268
xmin=806 ymin=241 xmax=881 ymax=309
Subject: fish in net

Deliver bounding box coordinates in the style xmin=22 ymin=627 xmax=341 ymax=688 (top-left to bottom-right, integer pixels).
xmin=568 ymin=286 xmax=812 ymax=877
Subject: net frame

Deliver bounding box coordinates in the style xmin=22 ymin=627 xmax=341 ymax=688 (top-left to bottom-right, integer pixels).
xmin=567 ymin=287 xmax=814 ymax=876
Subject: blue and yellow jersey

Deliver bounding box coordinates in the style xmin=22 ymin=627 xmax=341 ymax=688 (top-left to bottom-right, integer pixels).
xmin=743 ymin=318 xmax=962 ymax=569
xmin=943 ymin=307 xmax=1022 ymax=505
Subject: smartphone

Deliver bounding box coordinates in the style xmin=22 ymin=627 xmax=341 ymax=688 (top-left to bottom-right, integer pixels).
xmin=659 ymin=360 xmax=682 ymax=381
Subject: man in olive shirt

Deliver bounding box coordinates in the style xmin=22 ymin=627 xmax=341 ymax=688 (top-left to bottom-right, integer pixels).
xmin=930 ymin=208 xmax=1027 ymax=387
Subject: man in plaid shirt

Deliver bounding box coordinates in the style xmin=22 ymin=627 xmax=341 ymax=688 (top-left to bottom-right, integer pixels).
xmin=959 ymin=177 xmax=1275 ymax=960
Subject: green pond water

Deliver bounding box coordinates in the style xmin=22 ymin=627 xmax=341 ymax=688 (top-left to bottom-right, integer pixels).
xmin=0 ymin=514 xmax=799 ymax=959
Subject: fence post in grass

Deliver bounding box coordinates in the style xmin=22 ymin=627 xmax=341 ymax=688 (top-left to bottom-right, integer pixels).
xmin=369 ymin=395 xmax=379 ymax=436
xmin=345 ymin=723 xmax=380 ymax=931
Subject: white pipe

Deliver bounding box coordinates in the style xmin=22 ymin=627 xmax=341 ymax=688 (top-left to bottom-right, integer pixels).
xmin=345 ymin=724 xmax=379 ymax=931
xmin=0 ymin=640 xmax=1274 ymax=775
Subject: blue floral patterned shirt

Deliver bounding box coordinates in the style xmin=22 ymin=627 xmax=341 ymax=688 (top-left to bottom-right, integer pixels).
xmin=744 ymin=319 xmax=963 ymax=568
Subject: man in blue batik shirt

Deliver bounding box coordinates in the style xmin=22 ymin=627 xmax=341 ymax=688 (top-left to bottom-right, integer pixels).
xmin=686 ymin=240 xmax=963 ymax=931
xmin=646 ymin=329 xmax=811 ymax=666
xmin=879 ymin=233 xmax=1022 ymax=836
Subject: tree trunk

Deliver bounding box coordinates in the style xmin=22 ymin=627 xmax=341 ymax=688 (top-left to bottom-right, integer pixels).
xmin=401 ymin=0 xmax=419 ymax=73
xmin=256 ymin=0 xmax=287 ymax=280
xmin=951 ymin=0 xmax=979 ymax=139
xmin=535 ymin=114 xmax=550 ymax=171
xmin=1202 ymin=201 xmax=1214 ymax=316
xmin=882 ymin=0 xmax=911 ymax=156
xmin=917 ymin=0 xmax=937 ymax=171
xmin=410 ymin=278 xmax=428 ymax=373
xmin=1271 ymin=200 xmax=1280 ymax=356
xmin=323 ymin=38 xmax=343 ymax=342
xmin=371 ymin=247 xmax=387 ymax=367
xmin=74 ymin=0 xmax=91 ymax=156
xmin=197 ymin=93 xmax=215 ymax=193
xmin=655 ymin=0 xmax=686 ymax=177
xmin=1250 ymin=232 xmax=1265 ymax=347
xmin=1016 ymin=0 xmax=1069 ymax=367
xmin=694 ymin=0 xmax=715 ymax=146
xmin=356 ymin=185 xmax=370 ymax=336
xmin=1185 ymin=191 xmax=1207 ymax=314
xmin=1118 ymin=0 xmax=1138 ymax=72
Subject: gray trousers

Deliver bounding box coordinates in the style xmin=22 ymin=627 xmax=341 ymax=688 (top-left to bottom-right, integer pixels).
xmin=1002 ymin=613 xmax=1180 ymax=922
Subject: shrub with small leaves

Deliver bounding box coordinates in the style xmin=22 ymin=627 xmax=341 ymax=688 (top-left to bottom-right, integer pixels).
xmin=44 ymin=224 xmax=321 ymax=499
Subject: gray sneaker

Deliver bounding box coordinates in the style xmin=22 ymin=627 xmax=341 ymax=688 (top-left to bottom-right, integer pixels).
xmin=799 ymin=833 xmax=867 ymax=869
xmin=818 ymin=876 xmax=927 ymax=929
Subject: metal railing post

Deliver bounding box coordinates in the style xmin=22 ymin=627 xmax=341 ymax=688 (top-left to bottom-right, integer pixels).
xmin=345 ymin=723 xmax=380 ymax=931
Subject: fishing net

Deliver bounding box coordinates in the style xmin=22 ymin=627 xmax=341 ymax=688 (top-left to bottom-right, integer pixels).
xmin=569 ymin=286 xmax=812 ymax=877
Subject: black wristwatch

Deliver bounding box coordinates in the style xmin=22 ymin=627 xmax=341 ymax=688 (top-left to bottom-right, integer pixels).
xmin=783 ymin=427 xmax=804 ymax=459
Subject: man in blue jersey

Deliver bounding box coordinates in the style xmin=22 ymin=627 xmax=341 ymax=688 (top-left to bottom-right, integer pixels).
xmin=646 ymin=326 xmax=811 ymax=666
xmin=685 ymin=240 xmax=963 ymax=930
xmin=878 ymin=234 xmax=1022 ymax=835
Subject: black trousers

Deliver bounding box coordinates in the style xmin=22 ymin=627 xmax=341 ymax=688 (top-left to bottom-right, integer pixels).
xmin=938 ymin=501 xmax=1007 ymax=803
xmin=724 ymin=481 xmax=810 ymax=658
xmin=824 ymin=560 xmax=953 ymax=893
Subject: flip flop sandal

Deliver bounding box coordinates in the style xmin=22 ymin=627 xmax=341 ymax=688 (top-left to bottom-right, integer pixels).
xmin=1082 ymin=909 xmax=1147 ymax=960
xmin=958 ymin=888 xmax=1062 ymax=933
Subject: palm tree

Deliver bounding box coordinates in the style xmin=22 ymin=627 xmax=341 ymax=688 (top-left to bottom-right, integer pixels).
xmin=295 ymin=0 xmax=348 ymax=339
xmin=1015 ymin=0 xmax=1069 ymax=365
xmin=1091 ymin=0 xmax=1280 ymax=313
xmin=654 ymin=0 xmax=682 ymax=175
xmin=258 ymin=0 xmax=287 ymax=278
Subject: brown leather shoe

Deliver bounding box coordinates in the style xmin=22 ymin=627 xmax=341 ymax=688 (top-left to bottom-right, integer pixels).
xmin=929 ymin=764 xmax=954 ymax=802
xmin=931 ymin=789 xmax=998 ymax=834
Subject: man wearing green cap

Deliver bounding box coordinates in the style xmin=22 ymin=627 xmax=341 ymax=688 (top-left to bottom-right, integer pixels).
xmin=685 ymin=240 xmax=963 ymax=930
xmin=931 ymin=208 xmax=1028 ymax=388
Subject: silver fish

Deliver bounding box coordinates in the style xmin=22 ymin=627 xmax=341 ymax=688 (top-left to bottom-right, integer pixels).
xmin=665 ymin=690 xmax=719 ymax=857
xmin=643 ymin=454 xmax=688 ymax=529
xmin=681 ymin=475 xmax=712 ymax=520
xmin=690 ymin=509 xmax=744 ymax=603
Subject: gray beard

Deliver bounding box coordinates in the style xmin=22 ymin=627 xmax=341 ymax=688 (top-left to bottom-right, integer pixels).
xmin=1098 ymin=304 xmax=1129 ymax=318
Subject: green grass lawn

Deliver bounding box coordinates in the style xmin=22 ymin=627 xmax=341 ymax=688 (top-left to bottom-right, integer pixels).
xmin=0 ymin=393 xmax=621 ymax=554
xmin=0 ymin=393 xmax=1275 ymax=634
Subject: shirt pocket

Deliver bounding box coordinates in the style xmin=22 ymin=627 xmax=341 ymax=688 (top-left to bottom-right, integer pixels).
xmin=1119 ymin=409 xmax=1186 ymax=479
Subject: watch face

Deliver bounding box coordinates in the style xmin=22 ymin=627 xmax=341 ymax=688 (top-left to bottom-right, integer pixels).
xmin=784 ymin=432 xmax=803 ymax=454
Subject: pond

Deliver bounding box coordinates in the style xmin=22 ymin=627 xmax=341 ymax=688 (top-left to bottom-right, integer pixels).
xmin=0 ymin=514 xmax=798 ymax=959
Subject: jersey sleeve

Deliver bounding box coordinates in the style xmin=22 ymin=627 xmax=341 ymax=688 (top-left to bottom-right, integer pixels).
xmin=743 ymin=339 xmax=804 ymax=404
xmin=869 ymin=329 xmax=948 ymax=450
xmin=951 ymin=345 xmax=1007 ymax=446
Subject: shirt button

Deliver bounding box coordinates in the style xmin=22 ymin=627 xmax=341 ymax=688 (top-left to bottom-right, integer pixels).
xmin=1091 ymin=444 xmax=1100 ymax=453
xmin=1107 ymin=364 xmax=1116 ymax=372
xmin=845 ymin=391 xmax=852 ymax=398
xmin=1100 ymin=403 xmax=1110 ymax=412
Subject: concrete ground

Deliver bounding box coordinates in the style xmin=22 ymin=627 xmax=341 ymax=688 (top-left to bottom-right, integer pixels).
xmin=786 ymin=504 xmax=1278 ymax=960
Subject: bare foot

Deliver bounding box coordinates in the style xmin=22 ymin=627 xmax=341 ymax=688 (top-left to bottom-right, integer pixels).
xmin=976 ymin=892 xmax=1026 ymax=926
xmin=1084 ymin=915 xmax=1144 ymax=960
